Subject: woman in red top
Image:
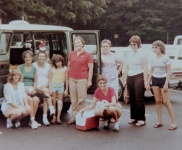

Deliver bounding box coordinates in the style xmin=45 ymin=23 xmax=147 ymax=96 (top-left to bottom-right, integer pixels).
xmin=80 ymin=75 xmax=123 ymax=131
xmin=67 ymin=36 xmax=93 ymax=124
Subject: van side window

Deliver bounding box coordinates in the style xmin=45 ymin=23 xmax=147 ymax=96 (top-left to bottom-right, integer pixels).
xmin=10 ymin=33 xmax=33 ymax=65
xmin=49 ymin=33 xmax=67 ymax=60
xmin=72 ymin=34 xmax=97 ymax=55
xmin=0 ymin=33 xmax=11 ymax=54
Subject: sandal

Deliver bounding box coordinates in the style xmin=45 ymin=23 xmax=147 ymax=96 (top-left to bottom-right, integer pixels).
xmin=51 ymin=116 xmax=56 ymax=124
xmin=154 ymin=123 xmax=163 ymax=128
xmin=67 ymin=118 xmax=75 ymax=125
xmin=168 ymin=125 xmax=177 ymax=130
xmin=128 ymin=119 xmax=136 ymax=124
xmin=57 ymin=118 xmax=62 ymax=124
xmin=135 ymin=120 xmax=146 ymax=127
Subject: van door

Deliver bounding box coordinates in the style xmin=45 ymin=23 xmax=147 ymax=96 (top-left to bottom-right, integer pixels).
xmin=69 ymin=31 xmax=101 ymax=94
xmin=0 ymin=31 xmax=12 ymax=98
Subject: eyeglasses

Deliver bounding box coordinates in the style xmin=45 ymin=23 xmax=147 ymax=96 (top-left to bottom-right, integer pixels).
xmin=129 ymin=43 xmax=137 ymax=47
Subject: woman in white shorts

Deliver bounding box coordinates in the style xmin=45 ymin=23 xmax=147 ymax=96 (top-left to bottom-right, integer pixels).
xmin=33 ymin=51 xmax=55 ymax=126
xmin=18 ymin=50 xmax=40 ymax=129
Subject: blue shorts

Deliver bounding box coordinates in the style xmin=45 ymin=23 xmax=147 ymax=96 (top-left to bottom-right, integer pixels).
xmin=51 ymin=83 xmax=64 ymax=93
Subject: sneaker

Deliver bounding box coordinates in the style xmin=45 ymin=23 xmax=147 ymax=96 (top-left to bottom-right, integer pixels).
xmin=49 ymin=108 xmax=55 ymax=116
xmin=31 ymin=121 xmax=38 ymax=129
xmin=35 ymin=121 xmax=41 ymax=127
xmin=43 ymin=118 xmax=50 ymax=126
xmin=14 ymin=121 xmax=21 ymax=129
xmin=113 ymin=122 xmax=120 ymax=131
xmin=6 ymin=119 xmax=13 ymax=129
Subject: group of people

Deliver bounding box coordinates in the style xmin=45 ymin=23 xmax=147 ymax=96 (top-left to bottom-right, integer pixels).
xmin=1 ymin=35 xmax=177 ymax=131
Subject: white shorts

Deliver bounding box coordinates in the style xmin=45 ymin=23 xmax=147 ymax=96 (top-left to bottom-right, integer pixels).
xmin=25 ymin=86 xmax=34 ymax=94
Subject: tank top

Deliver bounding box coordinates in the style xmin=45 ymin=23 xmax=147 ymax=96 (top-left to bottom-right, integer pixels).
xmin=51 ymin=67 xmax=67 ymax=84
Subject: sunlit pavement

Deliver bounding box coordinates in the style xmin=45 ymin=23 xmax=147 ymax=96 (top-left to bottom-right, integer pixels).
xmin=0 ymin=92 xmax=181 ymax=150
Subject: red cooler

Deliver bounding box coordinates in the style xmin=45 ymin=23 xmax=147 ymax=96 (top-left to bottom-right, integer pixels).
xmin=76 ymin=110 xmax=99 ymax=131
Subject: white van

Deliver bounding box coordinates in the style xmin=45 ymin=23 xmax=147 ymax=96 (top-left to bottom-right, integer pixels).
xmin=0 ymin=20 xmax=102 ymax=110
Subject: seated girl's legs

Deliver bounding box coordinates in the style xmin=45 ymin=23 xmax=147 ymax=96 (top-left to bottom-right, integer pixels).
xmin=4 ymin=106 xmax=31 ymax=123
xmin=152 ymin=86 xmax=163 ymax=125
xmin=32 ymin=96 xmax=40 ymax=117
xmin=161 ymin=89 xmax=177 ymax=128
xmin=27 ymin=96 xmax=40 ymax=128
xmin=37 ymin=87 xmax=55 ymax=115
xmin=4 ymin=108 xmax=23 ymax=123
xmin=57 ymin=93 xmax=63 ymax=123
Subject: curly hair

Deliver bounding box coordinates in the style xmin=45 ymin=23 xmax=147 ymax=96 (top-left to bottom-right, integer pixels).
xmin=21 ymin=50 xmax=33 ymax=61
xmin=51 ymin=54 xmax=65 ymax=68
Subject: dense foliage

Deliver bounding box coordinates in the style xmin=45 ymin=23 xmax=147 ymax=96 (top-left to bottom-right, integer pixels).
xmin=1 ymin=0 xmax=182 ymax=45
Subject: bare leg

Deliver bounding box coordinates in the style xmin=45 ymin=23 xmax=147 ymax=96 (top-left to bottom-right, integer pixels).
xmin=161 ymin=89 xmax=177 ymax=128
xmin=152 ymin=86 xmax=163 ymax=125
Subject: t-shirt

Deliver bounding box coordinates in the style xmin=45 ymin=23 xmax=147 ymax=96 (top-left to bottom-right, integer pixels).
xmin=19 ymin=64 xmax=36 ymax=86
xmin=94 ymin=87 xmax=118 ymax=103
xmin=151 ymin=54 xmax=171 ymax=78
xmin=125 ymin=50 xmax=146 ymax=76
xmin=68 ymin=50 xmax=93 ymax=79
xmin=32 ymin=62 xmax=50 ymax=88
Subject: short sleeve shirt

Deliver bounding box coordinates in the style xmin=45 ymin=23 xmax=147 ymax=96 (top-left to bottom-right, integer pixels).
xmin=151 ymin=54 xmax=171 ymax=78
xmin=68 ymin=50 xmax=93 ymax=79
xmin=94 ymin=87 xmax=118 ymax=103
xmin=125 ymin=50 xmax=146 ymax=76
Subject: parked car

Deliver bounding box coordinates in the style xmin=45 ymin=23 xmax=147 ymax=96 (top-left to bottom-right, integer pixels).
xmin=166 ymin=45 xmax=182 ymax=88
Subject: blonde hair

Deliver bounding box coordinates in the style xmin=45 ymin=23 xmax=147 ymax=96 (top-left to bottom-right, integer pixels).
xmin=7 ymin=69 xmax=23 ymax=83
xmin=152 ymin=40 xmax=166 ymax=54
xmin=129 ymin=35 xmax=141 ymax=48
xmin=96 ymin=74 xmax=107 ymax=84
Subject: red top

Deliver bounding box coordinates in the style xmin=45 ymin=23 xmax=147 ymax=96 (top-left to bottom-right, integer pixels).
xmin=94 ymin=87 xmax=118 ymax=103
xmin=68 ymin=50 xmax=93 ymax=79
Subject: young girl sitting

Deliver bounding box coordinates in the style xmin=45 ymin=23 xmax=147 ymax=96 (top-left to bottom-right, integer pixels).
xmin=49 ymin=54 xmax=68 ymax=124
xmin=80 ymin=75 xmax=123 ymax=131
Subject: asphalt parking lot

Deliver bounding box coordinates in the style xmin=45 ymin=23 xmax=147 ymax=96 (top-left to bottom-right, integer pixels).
xmin=0 ymin=92 xmax=181 ymax=150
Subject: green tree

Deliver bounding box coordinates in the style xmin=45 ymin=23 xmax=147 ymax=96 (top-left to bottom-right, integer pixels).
xmin=0 ymin=0 xmax=108 ymax=26
xmin=0 ymin=0 xmax=55 ymax=23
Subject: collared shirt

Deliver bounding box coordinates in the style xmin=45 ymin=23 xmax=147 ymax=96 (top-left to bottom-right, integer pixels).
xmin=68 ymin=50 xmax=93 ymax=79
